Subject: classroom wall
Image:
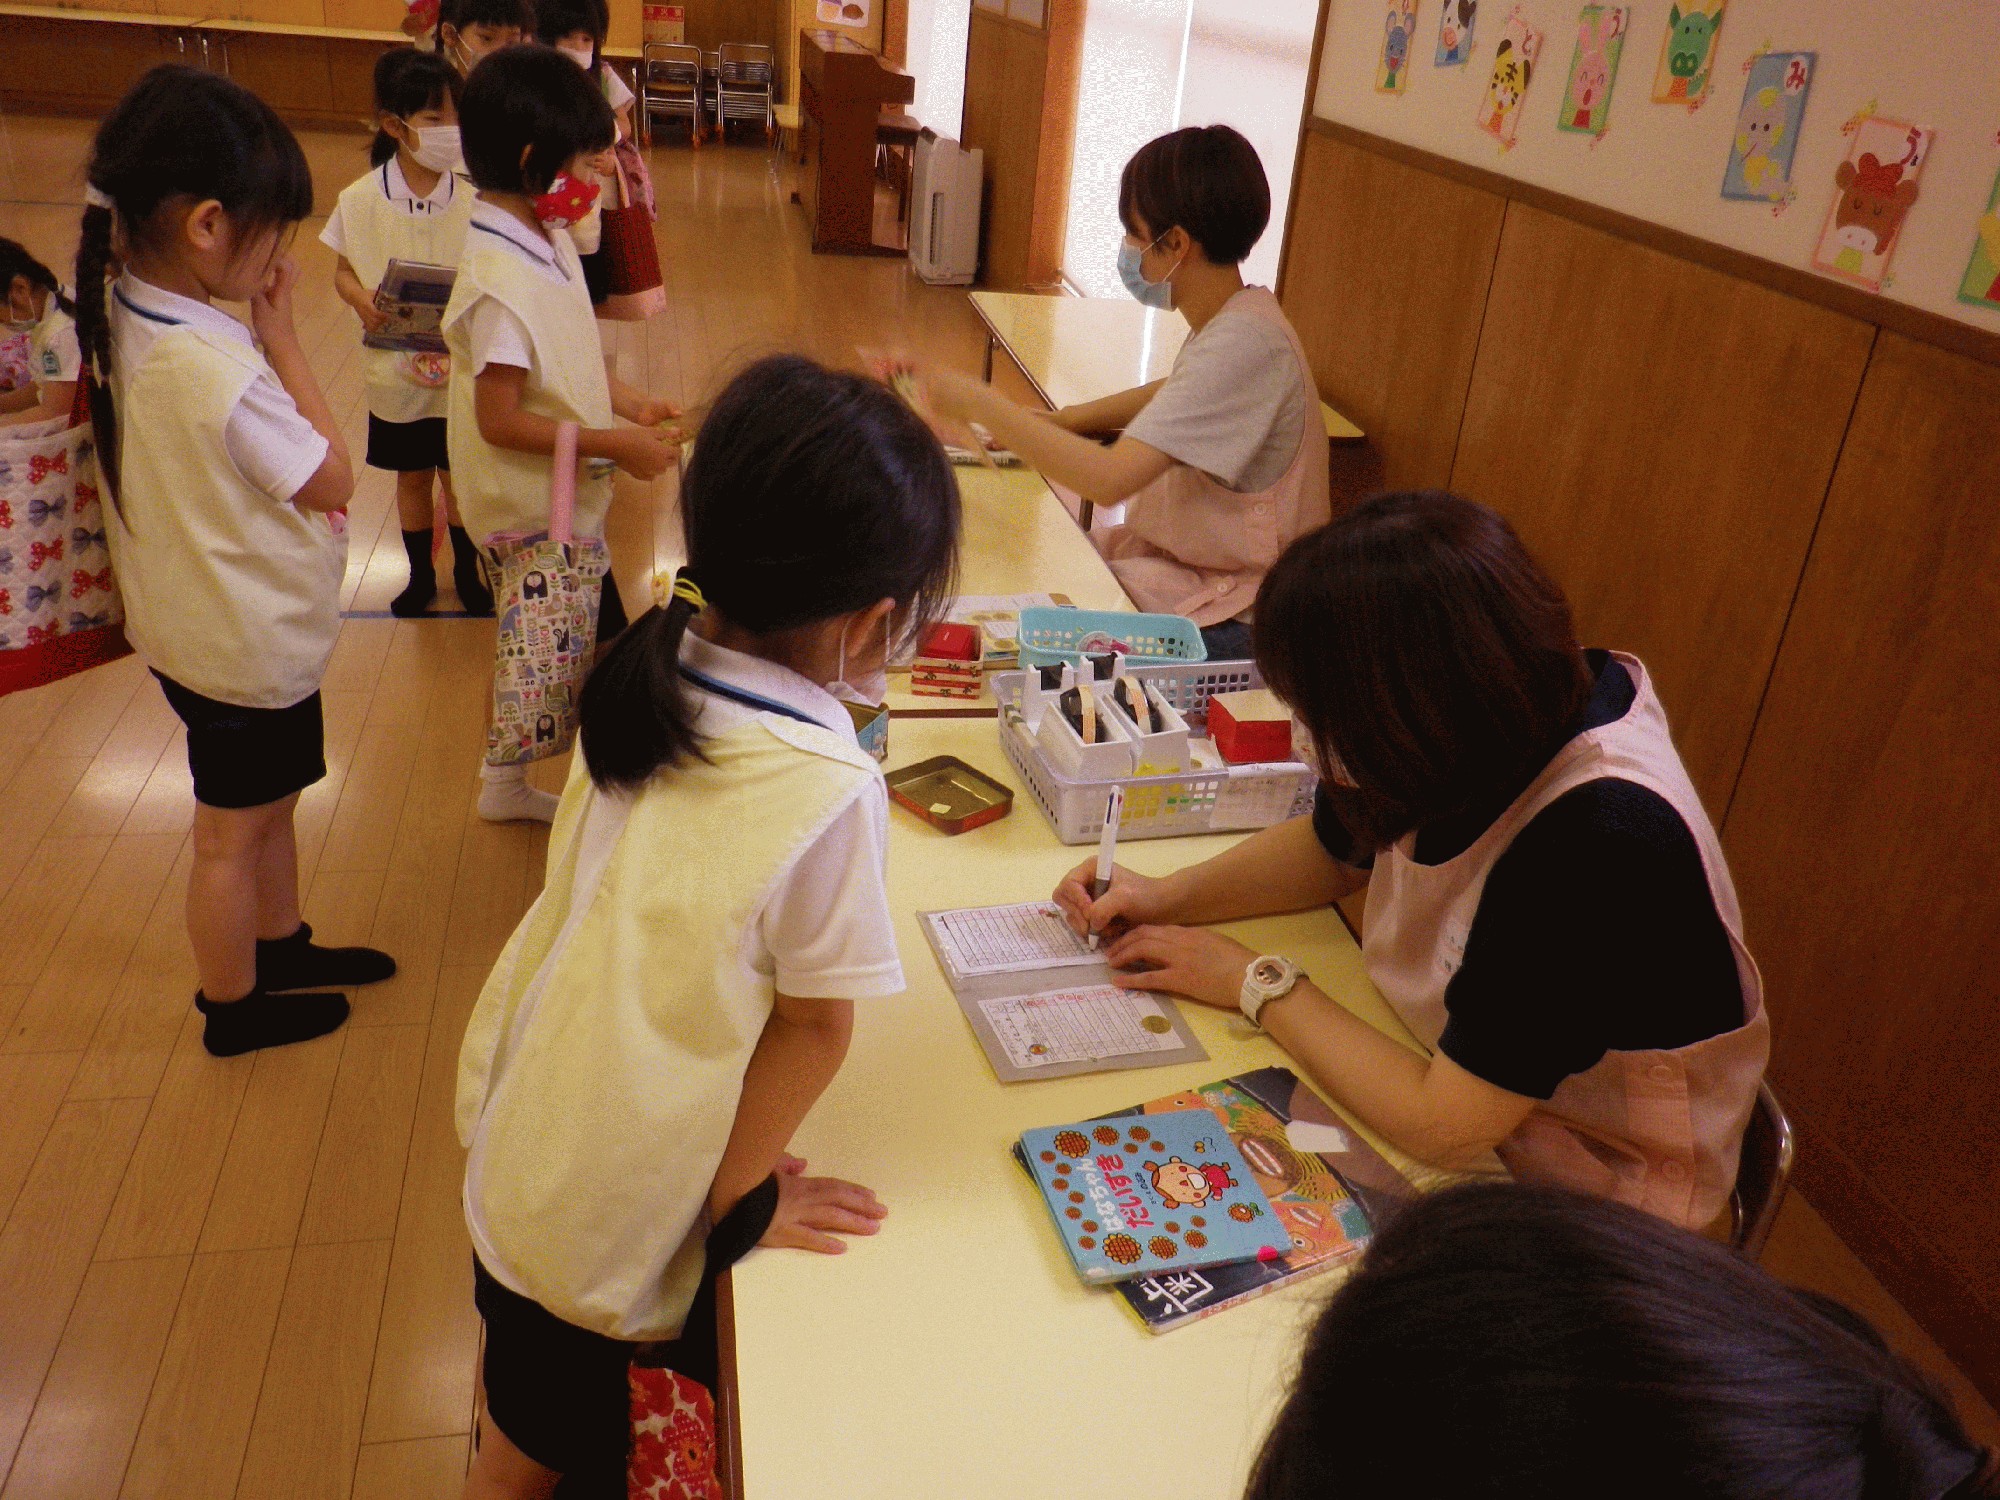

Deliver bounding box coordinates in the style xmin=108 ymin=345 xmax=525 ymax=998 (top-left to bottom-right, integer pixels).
xmin=1310 ymin=0 xmax=2000 ymax=335
xmin=1279 ymin=0 xmax=2000 ymax=1407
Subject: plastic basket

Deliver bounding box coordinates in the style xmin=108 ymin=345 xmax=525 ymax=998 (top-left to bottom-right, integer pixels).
xmin=1015 ymin=607 xmax=1206 ymax=671
xmin=993 ymin=661 xmax=1316 ymax=844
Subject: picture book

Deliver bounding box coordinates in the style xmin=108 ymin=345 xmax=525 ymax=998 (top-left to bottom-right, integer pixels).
xmin=1377 ymin=0 xmax=1419 ymax=94
xmin=1651 ymin=0 xmax=1724 ymax=108
xmin=1811 ymin=115 xmax=1934 ymax=294
xmin=365 ymin=259 xmax=456 ymax=355
xmin=1555 ymin=5 xmax=1627 ymax=139
xmin=1958 ymin=166 xmax=2000 ymax=312
xmin=1020 ymin=1106 xmax=1290 ymax=1285
xmin=1721 ymin=52 xmax=1814 ymax=202
xmin=1475 ymin=9 xmax=1541 ymax=148
xmin=1434 ymin=0 xmax=1475 ymax=66
xmin=920 ymin=902 xmax=1207 ymax=1082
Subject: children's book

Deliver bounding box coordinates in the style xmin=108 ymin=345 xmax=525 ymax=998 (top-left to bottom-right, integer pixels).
xmin=366 ymin=259 xmax=457 ymax=354
xmin=919 ymin=902 xmax=1207 ymax=1083
xmin=1010 ymin=1067 xmax=1414 ymax=1330
xmin=1721 ymin=52 xmax=1814 ymax=202
xmin=1019 ymin=1106 xmax=1289 ymax=1284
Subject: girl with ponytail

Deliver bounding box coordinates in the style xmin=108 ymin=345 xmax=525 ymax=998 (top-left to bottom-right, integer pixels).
xmin=78 ymin=66 xmax=397 ymax=1059
xmin=1247 ymin=1181 xmax=2000 ymax=1500
xmin=0 ymin=237 xmax=80 ymax=428
xmin=455 ymin=354 xmax=959 ymax=1496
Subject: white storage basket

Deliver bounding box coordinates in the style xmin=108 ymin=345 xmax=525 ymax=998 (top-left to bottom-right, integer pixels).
xmin=993 ymin=661 xmax=1317 ymax=844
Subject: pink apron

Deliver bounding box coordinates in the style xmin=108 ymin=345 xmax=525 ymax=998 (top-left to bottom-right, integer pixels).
xmin=1093 ymin=288 xmax=1332 ymax=628
xmin=1360 ymin=655 xmax=1770 ymax=1228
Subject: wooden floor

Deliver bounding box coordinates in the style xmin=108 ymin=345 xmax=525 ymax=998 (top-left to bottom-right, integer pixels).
xmin=0 ymin=113 xmax=1992 ymax=1499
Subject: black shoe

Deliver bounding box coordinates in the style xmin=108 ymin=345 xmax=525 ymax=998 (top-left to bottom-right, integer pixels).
xmin=453 ymin=553 xmax=495 ymax=616
xmin=196 ymin=987 xmax=350 ymax=1057
xmin=256 ymin=922 xmax=398 ymax=993
xmin=391 ymin=568 xmax=437 ymax=617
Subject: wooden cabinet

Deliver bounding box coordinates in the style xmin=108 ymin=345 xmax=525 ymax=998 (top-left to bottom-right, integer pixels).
xmin=960 ymin=1 xmax=1083 ymax=289
xmin=0 ymin=15 xmax=202 ymax=115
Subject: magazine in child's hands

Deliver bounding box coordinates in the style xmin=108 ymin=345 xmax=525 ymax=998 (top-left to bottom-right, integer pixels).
xmin=1019 ymin=1106 xmax=1291 ymax=1284
xmin=366 ymin=259 xmax=457 ymax=354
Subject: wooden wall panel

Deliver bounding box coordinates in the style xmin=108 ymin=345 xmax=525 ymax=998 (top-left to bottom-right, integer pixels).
xmin=1278 ymin=128 xmax=1503 ymax=493
xmin=1722 ymin=332 xmax=2000 ymax=1395
xmin=960 ymin=2 xmax=1081 ymax=289
xmin=1448 ymin=202 xmax=1875 ymax=813
xmin=679 ymin=0 xmax=779 ymax=60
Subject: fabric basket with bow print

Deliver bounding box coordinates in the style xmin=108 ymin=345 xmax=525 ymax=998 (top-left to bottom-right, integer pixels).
xmin=484 ymin=421 xmax=607 ymax=766
xmin=600 ymin=150 xmax=667 ymax=322
xmin=0 ymin=392 xmax=129 ymax=697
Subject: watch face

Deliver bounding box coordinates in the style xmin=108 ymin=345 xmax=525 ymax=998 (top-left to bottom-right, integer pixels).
xmin=1252 ymin=958 xmax=1286 ymax=989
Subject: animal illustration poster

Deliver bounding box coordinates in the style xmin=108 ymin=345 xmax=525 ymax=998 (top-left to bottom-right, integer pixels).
xmin=1378 ymin=0 xmax=1420 ymax=93
xmin=1475 ymin=9 xmax=1542 ymax=148
xmin=1652 ymin=0 xmax=1725 ymax=108
xmin=1556 ymin=5 xmax=1627 ymax=138
xmin=1435 ymin=0 xmax=1476 ymax=66
xmin=1958 ymin=166 xmax=2000 ymax=312
xmin=1721 ymin=52 xmax=1814 ymax=202
xmin=1810 ymin=115 xmax=1934 ymax=294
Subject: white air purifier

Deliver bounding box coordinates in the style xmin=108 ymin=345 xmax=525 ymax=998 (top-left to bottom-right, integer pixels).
xmin=909 ymin=132 xmax=983 ymax=286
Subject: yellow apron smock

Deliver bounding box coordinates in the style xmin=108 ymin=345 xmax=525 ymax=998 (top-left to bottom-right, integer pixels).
xmin=333 ymin=164 xmax=473 ymax=426
xmin=441 ymin=216 xmax=614 ymax=545
xmin=105 ymin=316 xmax=346 ymax=710
xmin=456 ymin=714 xmax=882 ymax=1340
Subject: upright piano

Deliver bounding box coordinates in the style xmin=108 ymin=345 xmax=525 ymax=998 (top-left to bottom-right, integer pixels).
xmin=797 ymin=29 xmax=915 ymax=255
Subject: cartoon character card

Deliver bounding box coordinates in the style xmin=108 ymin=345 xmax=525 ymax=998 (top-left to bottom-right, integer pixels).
xmin=1556 ymin=5 xmax=1627 ymax=138
xmin=1811 ymin=115 xmax=1935 ymax=294
xmin=1475 ymin=8 xmax=1542 ymax=148
xmin=1652 ymin=0 xmax=1725 ymax=108
xmin=1435 ymin=0 xmax=1476 ymax=66
xmin=1378 ymin=0 xmax=1420 ymax=93
xmin=1958 ymin=166 xmax=2000 ymax=313
xmin=1721 ymin=52 xmax=1814 ymax=202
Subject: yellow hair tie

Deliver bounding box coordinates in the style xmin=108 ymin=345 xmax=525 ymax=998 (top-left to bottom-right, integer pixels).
xmin=652 ymin=570 xmax=707 ymax=613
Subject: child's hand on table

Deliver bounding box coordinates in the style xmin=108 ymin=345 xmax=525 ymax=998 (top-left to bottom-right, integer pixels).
xmin=1099 ymin=924 xmax=1258 ymax=1012
xmin=759 ymin=1163 xmax=888 ymax=1255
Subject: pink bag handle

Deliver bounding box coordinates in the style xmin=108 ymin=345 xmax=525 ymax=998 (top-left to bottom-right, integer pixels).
xmin=550 ymin=420 xmax=579 ymax=546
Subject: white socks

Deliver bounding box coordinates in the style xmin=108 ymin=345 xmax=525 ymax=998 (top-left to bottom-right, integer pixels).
xmin=478 ymin=762 xmax=559 ymax=824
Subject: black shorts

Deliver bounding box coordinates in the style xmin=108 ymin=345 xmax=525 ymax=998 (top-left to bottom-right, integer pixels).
xmin=473 ymin=1260 xmax=635 ymax=1486
xmin=579 ymin=245 xmax=611 ymax=308
xmin=366 ymin=414 xmax=450 ymax=473
xmin=154 ymin=672 xmax=326 ymax=809
xmin=597 ymin=568 xmax=628 ymax=640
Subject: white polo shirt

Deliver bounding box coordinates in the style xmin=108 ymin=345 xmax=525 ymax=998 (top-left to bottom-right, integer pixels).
xmin=319 ymin=155 xmax=460 ymax=258
xmin=30 ymin=288 xmax=79 ymax=389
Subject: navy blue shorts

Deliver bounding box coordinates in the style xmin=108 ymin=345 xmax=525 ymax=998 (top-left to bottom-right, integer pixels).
xmin=154 ymin=672 xmax=325 ymax=809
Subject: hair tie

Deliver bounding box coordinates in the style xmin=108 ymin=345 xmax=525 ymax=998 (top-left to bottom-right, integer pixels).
xmin=83 ymin=184 xmax=114 ymax=213
xmin=651 ymin=569 xmax=706 ymax=614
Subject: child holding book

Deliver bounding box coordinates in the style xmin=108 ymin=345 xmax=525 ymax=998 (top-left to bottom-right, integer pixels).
xmin=456 ymin=354 xmax=960 ymax=1497
xmin=323 ymin=49 xmax=489 ymax=616
xmin=442 ymin=45 xmax=679 ymax=823
xmin=77 ymin=67 xmax=396 ymax=1057
xmin=0 ymin=237 xmax=79 ymax=429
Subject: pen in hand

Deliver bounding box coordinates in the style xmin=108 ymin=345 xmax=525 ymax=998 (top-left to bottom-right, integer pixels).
xmin=1087 ymin=784 xmax=1124 ymax=952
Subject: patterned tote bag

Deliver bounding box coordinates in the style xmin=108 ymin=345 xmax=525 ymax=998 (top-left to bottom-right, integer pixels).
xmin=483 ymin=422 xmax=608 ymax=766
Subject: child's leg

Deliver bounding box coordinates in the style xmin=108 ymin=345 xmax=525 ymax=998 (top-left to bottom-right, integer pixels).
xmin=461 ymin=1414 xmax=558 ymax=1500
xmin=440 ymin=472 xmax=494 ymax=615
xmin=252 ymin=799 xmax=399 ymax=994
xmin=392 ymin=468 xmax=439 ymax=617
xmin=254 ymin=791 xmax=303 ymax=942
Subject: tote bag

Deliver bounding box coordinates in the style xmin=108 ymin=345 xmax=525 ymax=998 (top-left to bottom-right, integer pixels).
xmin=599 ymin=152 xmax=668 ymax=322
xmin=0 ymin=388 xmax=130 ymax=697
xmin=483 ymin=422 xmax=608 ymax=766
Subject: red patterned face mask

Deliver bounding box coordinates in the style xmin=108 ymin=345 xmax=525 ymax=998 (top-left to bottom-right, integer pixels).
xmin=532 ymin=172 xmax=601 ymax=228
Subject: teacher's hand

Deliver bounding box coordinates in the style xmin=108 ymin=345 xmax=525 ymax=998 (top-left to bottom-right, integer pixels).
xmin=1053 ymin=857 xmax=1172 ymax=941
xmin=1103 ymin=924 xmax=1257 ymax=1012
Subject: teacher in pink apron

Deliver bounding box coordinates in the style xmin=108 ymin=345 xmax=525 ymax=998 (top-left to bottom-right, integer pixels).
xmin=916 ymin=125 xmax=1329 ymax=661
xmin=1054 ymin=492 xmax=1769 ymax=1230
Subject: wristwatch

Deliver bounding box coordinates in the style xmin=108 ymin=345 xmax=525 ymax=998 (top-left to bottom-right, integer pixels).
xmin=1239 ymin=955 xmax=1302 ymax=1029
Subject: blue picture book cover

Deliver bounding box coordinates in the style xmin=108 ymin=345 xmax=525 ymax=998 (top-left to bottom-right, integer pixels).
xmin=1019 ymin=1106 xmax=1291 ymax=1284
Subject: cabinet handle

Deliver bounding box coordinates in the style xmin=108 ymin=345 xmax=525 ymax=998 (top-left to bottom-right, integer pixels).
xmin=198 ymin=31 xmax=212 ymax=67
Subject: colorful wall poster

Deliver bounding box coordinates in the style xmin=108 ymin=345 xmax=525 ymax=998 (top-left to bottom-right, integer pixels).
xmin=1652 ymin=0 xmax=1725 ymax=107
xmin=1958 ymin=166 xmax=2000 ymax=312
xmin=1378 ymin=0 xmax=1420 ymax=92
xmin=1810 ymin=115 xmax=1934 ymax=294
xmin=1476 ymin=9 xmax=1542 ymax=147
xmin=1556 ymin=5 xmax=1628 ymax=138
xmin=1722 ymin=52 xmax=1815 ymax=201
xmin=1435 ymin=0 xmax=1476 ymax=66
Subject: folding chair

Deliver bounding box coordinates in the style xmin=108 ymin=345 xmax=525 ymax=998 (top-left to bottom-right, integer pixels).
xmin=639 ymin=42 xmax=704 ymax=147
xmin=713 ymin=42 xmax=776 ymax=142
xmin=1730 ymin=1082 xmax=1796 ymax=1260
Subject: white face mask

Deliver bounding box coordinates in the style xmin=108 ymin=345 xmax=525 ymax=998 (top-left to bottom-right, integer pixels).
xmin=828 ymin=613 xmax=890 ymax=708
xmin=557 ymin=42 xmax=596 ymax=70
xmin=4 ymin=285 xmax=37 ymax=331
xmin=406 ymin=123 xmax=463 ymax=174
